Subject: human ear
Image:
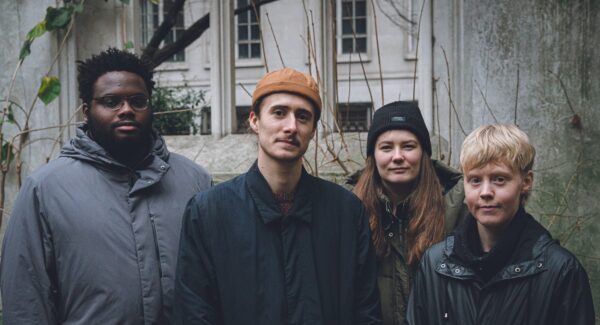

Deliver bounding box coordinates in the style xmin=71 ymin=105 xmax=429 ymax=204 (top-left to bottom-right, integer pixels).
xmin=82 ymin=103 xmax=89 ymax=122
xmin=522 ymin=170 xmax=534 ymax=194
xmin=248 ymin=111 xmax=259 ymax=134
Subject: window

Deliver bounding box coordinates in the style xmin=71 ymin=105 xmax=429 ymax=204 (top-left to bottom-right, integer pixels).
xmin=337 ymin=103 xmax=372 ymax=132
xmin=236 ymin=0 xmax=261 ymax=59
xmin=141 ymin=0 xmax=186 ymax=62
xmin=338 ymin=0 xmax=367 ymax=54
xmin=235 ymin=106 xmax=251 ymax=133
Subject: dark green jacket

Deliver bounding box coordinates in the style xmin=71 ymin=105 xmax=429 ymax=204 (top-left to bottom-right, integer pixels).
xmin=377 ymin=160 xmax=469 ymax=325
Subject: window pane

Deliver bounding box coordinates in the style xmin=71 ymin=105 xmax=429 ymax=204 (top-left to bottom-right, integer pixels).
xmin=237 ymin=0 xmax=248 ymax=8
xmin=251 ymin=25 xmax=260 ymax=40
xmin=342 ymin=38 xmax=353 ymax=53
xmin=356 ymin=37 xmax=366 ymax=52
xmin=251 ymin=43 xmax=261 ymax=58
xmin=355 ymin=0 xmax=366 ymax=16
xmin=356 ymin=18 xmax=366 ymax=34
xmin=239 ymin=11 xmax=248 ymax=23
xmin=342 ymin=20 xmax=352 ymax=34
xmin=238 ymin=26 xmax=248 ymax=40
xmin=239 ymin=44 xmax=249 ymax=58
xmin=341 ymin=1 xmax=353 ymax=17
xmin=250 ymin=11 xmax=258 ymax=22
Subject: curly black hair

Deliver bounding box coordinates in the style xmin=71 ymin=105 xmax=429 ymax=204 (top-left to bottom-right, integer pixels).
xmin=77 ymin=48 xmax=155 ymax=106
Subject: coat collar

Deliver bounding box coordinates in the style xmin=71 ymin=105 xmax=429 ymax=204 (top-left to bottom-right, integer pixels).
xmin=246 ymin=161 xmax=313 ymax=224
xmin=436 ymin=210 xmax=554 ymax=285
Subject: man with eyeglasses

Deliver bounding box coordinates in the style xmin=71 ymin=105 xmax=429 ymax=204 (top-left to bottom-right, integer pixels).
xmin=0 ymin=48 xmax=211 ymax=324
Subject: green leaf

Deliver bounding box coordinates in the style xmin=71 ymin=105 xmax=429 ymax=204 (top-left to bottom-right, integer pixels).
xmin=37 ymin=76 xmax=61 ymax=105
xmin=26 ymin=21 xmax=47 ymax=40
xmin=6 ymin=104 xmax=16 ymax=125
xmin=149 ymin=0 xmax=160 ymax=4
xmin=124 ymin=41 xmax=135 ymax=49
xmin=1 ymin=142 xmax=15 ymax=165
xmin=45 ymin=6 xmax=73 ymax=31
xmin=19 ymin=39 xmax=32 ymax=61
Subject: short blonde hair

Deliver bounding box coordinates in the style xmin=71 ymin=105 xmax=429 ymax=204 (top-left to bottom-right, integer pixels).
xmin=460 ymin=124 xmax=535 ymax=174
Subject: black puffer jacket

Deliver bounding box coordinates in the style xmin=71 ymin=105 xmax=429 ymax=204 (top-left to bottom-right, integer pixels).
xmin=406 ymin=209 xmax=595 ymax=325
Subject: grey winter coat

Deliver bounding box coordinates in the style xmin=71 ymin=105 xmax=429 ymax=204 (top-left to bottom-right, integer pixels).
xmin=0 ymin=126 xmax=211 ymax=325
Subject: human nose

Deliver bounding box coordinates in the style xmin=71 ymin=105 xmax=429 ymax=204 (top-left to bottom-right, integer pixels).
xmin=117 ymin=99 xmax=135 ymax=115
xmin=282 ymin=115 xmax=298 ymax=133
xmin=479 ymin=181 xmax=493 ymax=198
xmin=391 ymin=148 xmax=404 ymax=162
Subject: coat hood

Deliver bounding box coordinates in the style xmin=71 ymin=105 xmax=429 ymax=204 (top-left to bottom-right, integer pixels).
xmin=60 ymin=124 xmax=170 ymax=169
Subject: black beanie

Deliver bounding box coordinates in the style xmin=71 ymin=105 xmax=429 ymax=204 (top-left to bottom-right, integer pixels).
xmin=366 ymin=101 xmax=432 ymax=157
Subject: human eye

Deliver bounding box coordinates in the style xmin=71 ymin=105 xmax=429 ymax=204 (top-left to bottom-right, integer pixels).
xmin=296 ymin=110 xmax=312 ymax=123
xmin=493 ymin=176 xmax=508 ymax=185
xmin=129 ymin=95 xmax=149 ymax=109
xmin=403 ymin=143 xmax=417 ymax=150
xmin=272 ymin=108 xmax=286 ymax=117
xmin=378 ymin=144 xmax=392 ymax=151
xmin=100 ymin=96 xmax=122 ymax=108
xmin=467 ymin=177 xmax=481 ymax=185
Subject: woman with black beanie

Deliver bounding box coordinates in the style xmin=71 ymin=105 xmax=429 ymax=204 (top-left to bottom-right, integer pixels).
xmin=353 ymin=101 xmax=468 ymax=325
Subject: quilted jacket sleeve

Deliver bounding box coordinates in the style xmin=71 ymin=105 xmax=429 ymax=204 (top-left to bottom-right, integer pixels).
xmin=0 ymin=177 xmax=58 ymax=325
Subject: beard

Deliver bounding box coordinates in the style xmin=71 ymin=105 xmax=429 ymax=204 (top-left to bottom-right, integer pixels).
xmin=86 ymin=115 xmax=153 ymax=164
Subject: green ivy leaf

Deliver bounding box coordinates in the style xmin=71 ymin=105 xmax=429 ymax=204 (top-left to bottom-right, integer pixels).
xmin=1 ymin=142 xmax=15 ymax=165
xmin=19 ymin=39 xmax=33 ymax=61
xmin=45 ymin=6 xmax=73 ymax=31
xmin=124 ymin=41 xmax=135 ymax=49
xmin=37 ymin=76 xmax=61 ymax=105
xmin=26 ymin=21 xmax=47 ymax=40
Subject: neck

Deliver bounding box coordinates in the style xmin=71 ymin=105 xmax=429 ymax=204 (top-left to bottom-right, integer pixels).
xmin=476 ymin=223 xmax=509 ymax=253
xmin=257 ymin=150 xmax=303 ymax=194
xmin=382 ymin=181 xmax=413 ymax=208
xmin=108 ymin=144 xmax=151 ymax=169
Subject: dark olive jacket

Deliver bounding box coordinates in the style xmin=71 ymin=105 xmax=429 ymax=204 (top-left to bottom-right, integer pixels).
xmin=377 ymin=160 xmax=469 ymax=325
xmin=406 ymin=210 xmax=595 ymax=325
xmin=174 ymin=163 xmax=382 ymax=325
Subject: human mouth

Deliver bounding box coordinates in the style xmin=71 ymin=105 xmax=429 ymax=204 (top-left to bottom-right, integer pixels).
xmin=479 ymin=205 xmax=500 ymax=213
xmin=113 ymin=121 xmax=141 ymax=132
xmin=277 ymin=138 xmax=300 ymax=147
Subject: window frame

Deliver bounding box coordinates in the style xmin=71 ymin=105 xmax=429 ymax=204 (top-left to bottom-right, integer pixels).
xmin=235 ymin=0 xmax=263 ymax=64
xmin=336 ymin=0 xmax=370 ymax=61
xmin=140 ymin=0 xmax=187 ymax=68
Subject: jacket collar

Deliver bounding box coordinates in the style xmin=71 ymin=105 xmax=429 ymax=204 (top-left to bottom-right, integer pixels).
xmin=437 ymin=210 xmax=553 ymax=285
xmin=246 ymin=161 xmax=313 ymax=224
xmin=60 ymin=124 xmax=171 ymax=194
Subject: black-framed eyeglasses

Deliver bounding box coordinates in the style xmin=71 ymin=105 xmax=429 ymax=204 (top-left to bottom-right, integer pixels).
xmin=92 ymin=95 xmax=150 ymax=111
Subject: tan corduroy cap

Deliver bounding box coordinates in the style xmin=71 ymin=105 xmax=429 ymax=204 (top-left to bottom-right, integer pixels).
xmin=252 ymin=68 xmax=322 ymax=112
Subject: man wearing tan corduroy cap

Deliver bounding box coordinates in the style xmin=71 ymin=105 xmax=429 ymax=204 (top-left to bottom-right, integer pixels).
xmin=174 ymin=68 xmax=382 ymax=325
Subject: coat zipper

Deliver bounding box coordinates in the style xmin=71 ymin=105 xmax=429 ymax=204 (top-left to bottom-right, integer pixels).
xmin=149 ymin=214 xmax=163 ymax=278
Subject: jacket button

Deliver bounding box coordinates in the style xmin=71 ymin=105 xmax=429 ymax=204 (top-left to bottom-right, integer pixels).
xmin=440 ymin=263 xmax=447 ymax=269
xmin=160 ymin=165 xmax=166 ymax=170
xmin=388 ymin=232 xmax=394 ymax=238
xmin=537 ymin=262 xmax=543 ymax=268
xmin=454 ymin=268 xmax=461 ymax=274
xmin=514 ymin=267 xmax=521 ymax=273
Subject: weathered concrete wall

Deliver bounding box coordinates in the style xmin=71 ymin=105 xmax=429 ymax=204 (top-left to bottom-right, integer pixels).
xmin=433 ymin=0 xmax=600 ymax=318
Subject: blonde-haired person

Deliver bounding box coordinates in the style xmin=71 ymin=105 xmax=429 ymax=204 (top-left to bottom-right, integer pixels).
xmin=353 ymin=101 xmax=469 ymax=325
xmin=406 ymin=124 xmax=595 ymax=325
